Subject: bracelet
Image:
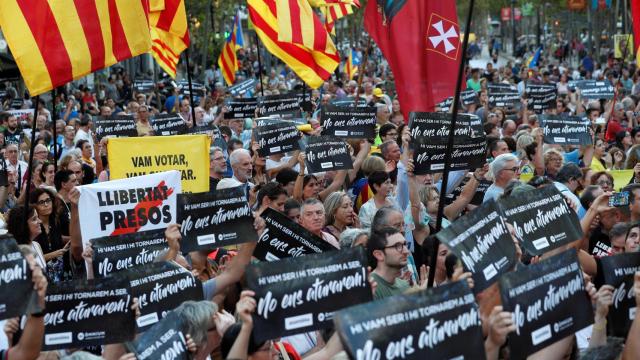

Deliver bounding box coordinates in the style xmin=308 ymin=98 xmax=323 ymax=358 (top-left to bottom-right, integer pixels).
xmin=31 ymin=311 xmax=45 ymax=318
xmin=473 ymin=174 xmax=481 ymax=182
xmin=298 ymin=173 xmax=305 ymax=177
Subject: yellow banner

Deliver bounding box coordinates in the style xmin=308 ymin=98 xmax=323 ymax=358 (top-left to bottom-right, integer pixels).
xmin=108 ymin=135 xmax=210 ymax=193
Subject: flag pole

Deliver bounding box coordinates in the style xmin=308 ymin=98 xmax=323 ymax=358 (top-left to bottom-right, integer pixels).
xmin=52 ymin=103 xmax=57 ymax=171
xmin=354 ymin=37 xmax=371 ymax=108
xmin=184 ymin=48 xmax=198 ymax=126
xmin=428 ymin=0 xmax=475 ymax=287
xmin=23 ymin=95 xmax=40 ymax=232
xmin=255 ymin=34 xmax=265 ymax=97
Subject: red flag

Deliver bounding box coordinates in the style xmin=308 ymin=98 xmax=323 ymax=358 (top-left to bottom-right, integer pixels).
xmin=364 ymin=0 xmax=461 ymax=120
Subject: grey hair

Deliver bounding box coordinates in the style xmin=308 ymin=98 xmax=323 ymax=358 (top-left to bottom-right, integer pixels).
xmin=371 ymin=206 xmax=402 ymax=232
xmin=324 ymin=191 xmax=348 ymax=226
xmin=339 ymin=228 xmax=369 ymax=248
xmin=301 ymin=198 xmax=323 ymax=214
xmin=379 ymin=140 xmax=395 ymax=158
xmin=489 ymin=153 xmax=518 ymax=178
xmin=229 ymin=148 xmax=250 ymax=166
xmin=172 ymin=300 xmax=218 ymax=346
xmin=209 ymin=146 xmax=224 ymax=159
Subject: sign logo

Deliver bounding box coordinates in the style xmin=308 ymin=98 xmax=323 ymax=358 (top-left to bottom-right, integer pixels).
xmin=426 ymin=13 xmax=460 ymax=60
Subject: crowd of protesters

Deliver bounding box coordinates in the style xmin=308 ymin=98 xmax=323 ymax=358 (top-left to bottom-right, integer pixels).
xmin=0 ymin=36 xmax=639 ymax=360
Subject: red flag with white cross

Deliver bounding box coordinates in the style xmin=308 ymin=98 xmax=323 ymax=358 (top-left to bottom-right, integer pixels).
xmin=365 ymin=0 xmax=462 ymax=120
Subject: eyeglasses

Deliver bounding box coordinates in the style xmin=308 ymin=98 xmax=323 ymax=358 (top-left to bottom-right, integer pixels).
xmin=597 ymin=180 xmax=613 ymax=186
xmin=383 ymin=241 xmax=408 ymax=252
xmin=36 ymin=198 xmax=52 ymax=206
xmin=548 ymin=157 xmax=562 ymax=162
xmin=502 ymin=166 xmax=520 ymax=173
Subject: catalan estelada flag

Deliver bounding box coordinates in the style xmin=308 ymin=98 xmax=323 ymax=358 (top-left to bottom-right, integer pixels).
xmin=526 ymin=47 xmax=542 ymax=69
xmin=345 ymin=48 xmax=359 ymax=80
xmin=632 ymin=0 xmax=640 ymax=65
xmin=248 ymin=0 xmax=339 ymax=89
xmin=149 ymin=0 xmax=190 ymax=78
xmin=217 ymin=12 xmax=243 ymax=86
xmin=0 ymin=0 xmax=152 ymax=96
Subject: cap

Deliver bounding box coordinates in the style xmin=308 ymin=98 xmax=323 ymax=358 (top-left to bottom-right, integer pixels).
xmin=373 ymin=88 xmax=384 ymax=97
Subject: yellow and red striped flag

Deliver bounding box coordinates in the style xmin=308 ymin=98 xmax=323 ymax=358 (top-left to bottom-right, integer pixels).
xmin=149 ymin=0 xmax=190 ymax=78
xmin=217 ymin=13 xmax=243 ymax=86
xmin=309 ymin=0 xmax=360 ymax=34
xmin=0 ymin=0 xmax=152 ymax=96
xmin=276 ymin=0 xmax=330 ymax=53
xmin=248 ymin=0 xmax=339 ymax=89
xmin=345 ymin=49 xmax=358 ymax=80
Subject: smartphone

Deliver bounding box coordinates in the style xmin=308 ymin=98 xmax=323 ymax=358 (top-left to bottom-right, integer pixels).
xmin=609 ymin=191 xmax=630 ymax=207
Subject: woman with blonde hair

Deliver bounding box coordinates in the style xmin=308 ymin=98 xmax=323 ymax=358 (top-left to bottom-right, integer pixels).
xmin=323 ymin=191 xmax=358 ymax=239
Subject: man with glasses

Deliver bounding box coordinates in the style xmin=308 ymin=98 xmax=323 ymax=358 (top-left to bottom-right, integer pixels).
xmin=209 ymin=147 xmax=227 ymax=190
xmin=368 ymin=227 xmax=410 ymax=299
xmin=483 ymin=153 xmax=520 ymax=203
xmin=554 ymin=163 xmax=586 ymax=218
xmin=136 ymin=104 xmax=154 ymax=136
xmin=4 ymin=144 xmax=27 ymax=197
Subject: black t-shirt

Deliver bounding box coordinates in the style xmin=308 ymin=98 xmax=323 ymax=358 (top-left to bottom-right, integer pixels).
xmin=209 ymin=177 xmax=220 ymax=191
xmin=3 ymin=127 xmax=21 ymax=144
xmin=589 ymin=225 xmax=611 ymax=258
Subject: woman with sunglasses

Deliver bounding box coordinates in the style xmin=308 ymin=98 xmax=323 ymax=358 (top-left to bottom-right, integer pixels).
xmin=29 ymin=188 xmax=70 ymax=282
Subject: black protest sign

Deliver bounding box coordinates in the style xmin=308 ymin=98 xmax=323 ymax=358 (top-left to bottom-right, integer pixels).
xmin=499 ymin=249 xmax=592 ymax=358
xmin=575 ymin=80 xmax=615 ymax=100
xmin=124 ymin=261 xmax=203 ymax=331
xmin=526 ymin=83 xmax=557 ymax=111
xmin=488 ymin=92 xmax=521 ymax=108
xmin=445 ymin=177 xmax=491 ymax=207
xmin=436 ymin=200 xmax=516 ymax=293
xmin=133 ymin=79 xmax=155 ymax=93
xmin=247 ymin=246 xmax=371 ymax=342
xmin=0 ymin=238 xmax=40 ymax=320
xmin=334 ymin=280 xmax=484 ymax=360
xmin=540 ymin=114 xmax=592 ymax=145
xmin=409 ymin=112 xmax=486 ymax=175
xmin=91 ymin=229 xmax=168 ymax=278
xmin=257 ymin=93 xmax=303 ymax=117
xmin=229 ymin=78 xmax=258 ymax=96
xmin=177 ymin=81 xmax=206 ymax=98
xmin=93 ymin=115 xmax=137 ymax=140
xmin=253 ymin=208 xmax=335 ymax=261
xmin=487 ymin=83 xmax=519 ymax=108
xmin=498 ymin=186 xmax=583 ymax=256
xmin=329 ymin=96 xmax=368 ymax=107
xmin=438 ymin=91 xmax=479 ymax=110
xmin=461 ymin=89 xmax=479 ymax=105
xmin=412 ymin=136 xmax=486 ymax=174
xmin=321 ymin=105 xmax=377 ymax=138
xmin=436 ymin=96 xmax=454 ymax=110
xmin=601 ymin=252 xmax=640 ymax=337
xmin=224 ymin=97 xmax=258 ymax=119
xmin=133 ymin=311 xmax=189 ymax=360
xmin=177 ymin=186 xmax=257 ymax=253
xmin=255 ymin=121 xmax=301 ymax=157
xmin=305 ymin=136 xmax=353 ymax=173
xmin=151 ymin=114 xmax=188 ymax=136
xmin=43 ymin=277 xmax=135 ymax=350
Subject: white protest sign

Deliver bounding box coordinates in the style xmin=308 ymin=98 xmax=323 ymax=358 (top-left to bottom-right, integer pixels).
xmin=77 ymin=171 xmax=181 ymax=244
